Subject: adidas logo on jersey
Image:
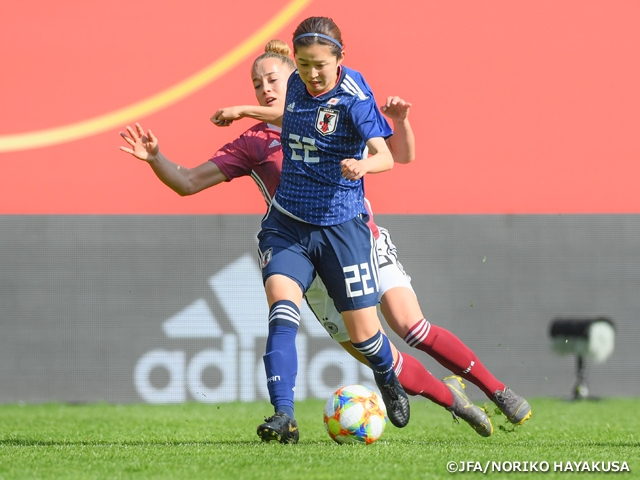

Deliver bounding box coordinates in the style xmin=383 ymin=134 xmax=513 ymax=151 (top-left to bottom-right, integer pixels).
xmin=269 ymin=139 xmax=281 ymax=148
xmin=286 ymin=102 xmax=295 ymax=112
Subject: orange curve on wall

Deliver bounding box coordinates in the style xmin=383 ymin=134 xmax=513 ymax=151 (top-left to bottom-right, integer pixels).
xmin=0 ymin=0 xmax=312 ymax=153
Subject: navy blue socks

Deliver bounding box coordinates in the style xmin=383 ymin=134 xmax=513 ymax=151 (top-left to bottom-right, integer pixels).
xmin=352 ymin=330 xmax=395 ymax=384
xmin=263 ymin=300 xmax=300 ymax=419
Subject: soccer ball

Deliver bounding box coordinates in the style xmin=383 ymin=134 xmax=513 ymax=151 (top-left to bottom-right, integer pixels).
xmin=324 ymin=384 xmax=387 ymax=444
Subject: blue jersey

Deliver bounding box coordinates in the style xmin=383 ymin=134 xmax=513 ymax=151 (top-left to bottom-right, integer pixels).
xmin=274 ymin=66 xmax=393 ymax=226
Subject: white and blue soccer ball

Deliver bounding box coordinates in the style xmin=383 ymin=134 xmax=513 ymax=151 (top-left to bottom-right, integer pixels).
xmin=323 ymin=384 xmax=387 ymax=444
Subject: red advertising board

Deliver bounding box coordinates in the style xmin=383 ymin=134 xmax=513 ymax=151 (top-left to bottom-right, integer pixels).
xmin=2 ymin=0 xmax=639 ymax=214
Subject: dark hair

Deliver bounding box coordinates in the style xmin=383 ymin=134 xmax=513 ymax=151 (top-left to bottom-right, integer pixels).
xmin=253 ymin=39 xmax=296 ymax=71
xmin=292 ymin=17 xmax=343 ymax=57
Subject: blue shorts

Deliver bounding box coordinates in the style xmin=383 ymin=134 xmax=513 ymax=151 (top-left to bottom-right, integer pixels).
xmin=258 ymin=207 xmax=379 ymax=312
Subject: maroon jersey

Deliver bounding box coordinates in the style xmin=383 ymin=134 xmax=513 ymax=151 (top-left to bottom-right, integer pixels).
xmin=209 ymin=123 xmax=283 ymax=206
xmin=209 ymin=122 xmax=380 ymax=238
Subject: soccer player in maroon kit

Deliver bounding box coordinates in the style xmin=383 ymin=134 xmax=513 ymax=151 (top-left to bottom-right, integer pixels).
xmin=120 ymin=39 xmax=530 ymax=442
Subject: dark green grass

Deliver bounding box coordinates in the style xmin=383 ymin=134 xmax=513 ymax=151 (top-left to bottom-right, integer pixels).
xmin=0 ymin=398 xmax=637 ymax=479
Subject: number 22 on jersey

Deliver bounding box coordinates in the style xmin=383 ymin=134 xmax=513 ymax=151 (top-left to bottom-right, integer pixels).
xmin=288 ymin=133 xmax=319 ymax=163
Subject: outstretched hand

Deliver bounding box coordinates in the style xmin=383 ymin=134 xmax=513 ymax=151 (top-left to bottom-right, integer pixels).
xmin=119 ymin=123 xmax=159 ymax=162
xmin=380 ymin=96 xmax=412 ymax=122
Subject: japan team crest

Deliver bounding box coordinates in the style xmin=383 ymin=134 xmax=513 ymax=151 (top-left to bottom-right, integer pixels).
xmin=259 ymin=247 xmax=273 ymax=269
xmin=315 ymin=107 xmax=339 ymax=135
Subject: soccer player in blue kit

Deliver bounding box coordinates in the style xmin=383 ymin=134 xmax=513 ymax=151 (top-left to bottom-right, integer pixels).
xmin=255 ymin=16 xmax=410 ymax=443
xmin=209 ymin=40 xmax=530 ymax=444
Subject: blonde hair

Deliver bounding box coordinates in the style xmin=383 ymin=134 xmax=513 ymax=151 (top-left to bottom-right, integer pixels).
xmin=253 ymin=39 xmax=296 ymax=71
xmin=265 ymin=39 xmax=291 ymax=57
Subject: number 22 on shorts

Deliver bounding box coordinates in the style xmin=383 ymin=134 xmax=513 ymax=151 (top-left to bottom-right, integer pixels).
xmin=343 ymin=263 xmax=376 ymax=298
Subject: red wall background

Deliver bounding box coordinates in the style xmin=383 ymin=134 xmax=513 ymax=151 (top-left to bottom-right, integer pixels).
xmin=1 ymin=0 xmax=639 ymax=214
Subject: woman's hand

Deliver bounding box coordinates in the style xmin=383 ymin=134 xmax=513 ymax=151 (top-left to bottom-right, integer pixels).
xmin=340 ymin=158 xmax=368 ymax=181
xmin=210 ymin=106 xmax=247 ymax=127
xmin=380 ymin=96 xmax=412 ymax=122
xmin=118 ymin=123 xmax=159 ymax=162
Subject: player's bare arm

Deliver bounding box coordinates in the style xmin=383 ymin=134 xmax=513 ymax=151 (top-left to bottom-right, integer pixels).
xmin=211 ymin=105 xmax=284 ymax=127
xmin=119 ymin=122 xmax=227 ymax=196
xmin=340 ymin=137 xmax=393 ymax=180
xmin=210 ymin=106 xmax=245 ymax=127
xmin=381 ymin=96 xmax=415 ymax=164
